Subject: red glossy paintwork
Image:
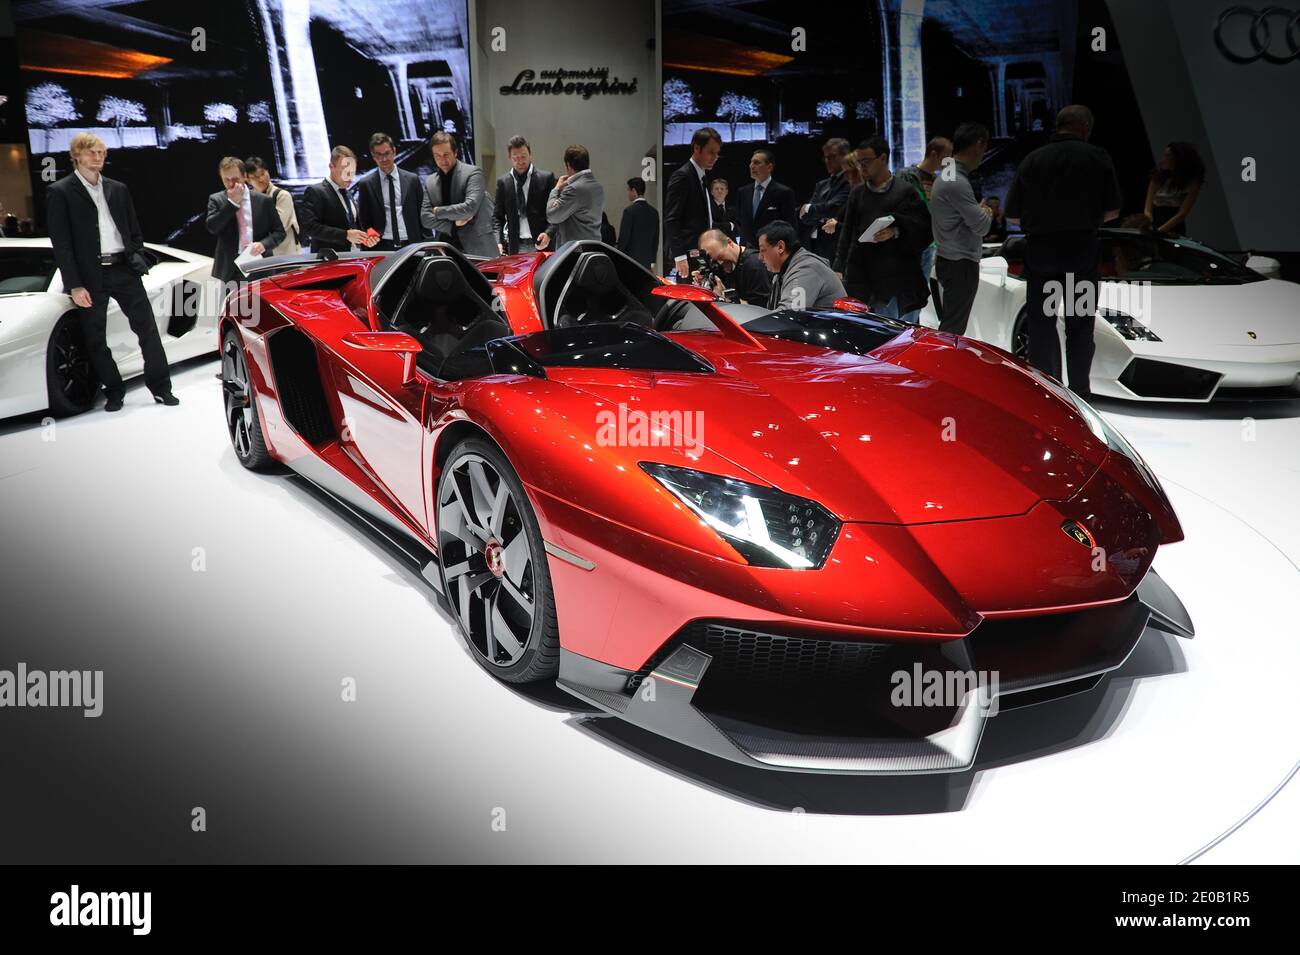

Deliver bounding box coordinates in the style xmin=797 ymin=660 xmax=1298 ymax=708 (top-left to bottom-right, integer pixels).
xmin=220 ymin=249 xmax=1185 ymax=672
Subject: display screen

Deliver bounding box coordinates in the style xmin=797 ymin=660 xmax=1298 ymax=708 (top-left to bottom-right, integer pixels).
xmin=12 ymin=0 xmax=473 ymax=251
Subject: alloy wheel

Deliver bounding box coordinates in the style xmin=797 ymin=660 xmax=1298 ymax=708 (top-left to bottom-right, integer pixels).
xmin=437 ymin=453 xmax=536 ymax=667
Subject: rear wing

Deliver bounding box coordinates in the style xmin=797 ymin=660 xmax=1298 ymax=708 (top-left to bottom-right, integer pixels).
xmin=237 ymin=248 xmax=385 ymax=282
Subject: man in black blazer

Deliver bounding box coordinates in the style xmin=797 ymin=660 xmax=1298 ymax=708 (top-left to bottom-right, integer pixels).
xmin=493 ymin=135 xmax=556 ymax=254
xmin=205 ymin=157 xmax=285 ymax=283
xmin=736 ymin=149 xmax=797 ymax=248
xmin=664 ymin=126 xmax=721 ymax=277
xmin=616 ymin=177 xmax=659 ymax=270
xmin=799 ymin=138 xmax=852 ymax=260
xmin=355 ymin=132 xmax=424 ymax=250
xmin=298 ymin=145 xmax=375 ymax=254
xmin=45 ymin=133 xmax=175 ymax=411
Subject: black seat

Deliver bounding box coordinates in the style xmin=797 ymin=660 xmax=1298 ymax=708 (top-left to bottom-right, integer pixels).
xmin=391 ymin=255 xmax=509 ymax=378
xmin=551 ymin=250 xmax=653 ymax=329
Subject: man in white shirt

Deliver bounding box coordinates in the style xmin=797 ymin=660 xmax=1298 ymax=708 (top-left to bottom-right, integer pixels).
xmin=299 ymin=146 xmax=377 ymax=254
xmin=45 ymin=132 xmax=175 ymax=411
xmin=356 ymin=133 xmax=424 ymax=251
xmin=664 ymin=127 xmax=721 ymax=277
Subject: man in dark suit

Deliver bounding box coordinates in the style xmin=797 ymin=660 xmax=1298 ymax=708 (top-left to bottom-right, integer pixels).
xmin=709 ymin=178 xmax=735 ymax=238
xmin=616 ymin=177 xmax=658 ymax=270
xmin=736 ymin=149 xmax=797 ymax=248
xmin=355 ymin=132 xmax=424 ymax=250
xmin=298 ymin=145 xmax=375 ymax=254
xmin=492 ymin=135 xmax=556 ymax=254
xmin=205 ymin=157 xmax=285 ymax=283
xmin=45 ymin=132 xmax=175 ymax=411
xmin=664 ymin=126 xmax=721 ymax=278
xmin=799 ymin=138 xmax=852 ymax=260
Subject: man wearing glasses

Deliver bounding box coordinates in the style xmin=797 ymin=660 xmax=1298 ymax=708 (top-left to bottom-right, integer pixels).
xmin=832 ymin=136 xmax=933 ymax=323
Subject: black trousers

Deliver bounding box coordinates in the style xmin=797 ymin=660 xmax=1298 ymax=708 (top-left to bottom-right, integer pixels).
xmin=935 ymin=256 xmax=979 ymax=336
xmin=1024 ymin=233 xmax=1100 ymax=399
xmin=82 ymin=263 xmax=171 ymax=399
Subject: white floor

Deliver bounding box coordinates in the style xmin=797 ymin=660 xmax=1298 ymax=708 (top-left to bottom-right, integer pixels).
xmin=1 ymin=356 xmax=1297 ymax=863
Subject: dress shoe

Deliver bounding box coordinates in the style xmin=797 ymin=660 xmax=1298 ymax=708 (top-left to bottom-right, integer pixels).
xmin=153 ymin=392 xmax=180 ymax=406
xmin=105 ymin=396 xmax=124 ymax=413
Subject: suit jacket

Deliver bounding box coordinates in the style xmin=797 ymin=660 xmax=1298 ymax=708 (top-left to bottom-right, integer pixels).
xmin=767 ymin=246 xmax=846 ymax=311
xmin=420 ymin=161 xmax=497 ymax=257
xmin=663 ymin=161 xmax=712 ymax=264
xmin=299 ymin=179 xmax=357 ymax=253
xmin=46 ymin=173 xmax=146 ymax=294
xmin=205 ymin=189 xmax=285 ymax=283
xmin=711 ymin=198 xmax=735 ymax=239
xmin=355 ymin=167 xmax=424 ymax=245
xmin=800 ymin=171 xmax=850 ymax=260
xmin=736 ymin=178 xmax=797 ymax=247
xmin=493 ymin=166 xmax=557 ymax=253
xmin=616 ymin=198 xmax=659 ymax=270
xmin=545 ymin=169 xmax=604 ymax=248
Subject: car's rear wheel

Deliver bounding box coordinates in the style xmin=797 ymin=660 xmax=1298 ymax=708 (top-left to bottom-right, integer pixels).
xmin=436 ymin=438 xmax=559 ymax=683
xmin=221 ymin=328 xmax=273 ymax=470
xmin=46 ymin=314 xmax=98 ymax=416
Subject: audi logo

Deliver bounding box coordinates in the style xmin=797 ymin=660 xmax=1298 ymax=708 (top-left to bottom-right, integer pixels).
xmin=1215 ymin=5 xmax=1300 ymax=62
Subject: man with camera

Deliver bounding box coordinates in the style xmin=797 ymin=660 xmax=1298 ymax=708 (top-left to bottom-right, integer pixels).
xmin=696 ymin=228 xmax=771 ymax=305
xmin=46 ymin=132 xmax=176 ymax=411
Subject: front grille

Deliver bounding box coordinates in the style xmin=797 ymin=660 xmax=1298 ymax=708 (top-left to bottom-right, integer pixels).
xmin=1119 ymin=358 xmax=1220 ymax=400
xmin=630 ymin=621 xmax=889 ymax=690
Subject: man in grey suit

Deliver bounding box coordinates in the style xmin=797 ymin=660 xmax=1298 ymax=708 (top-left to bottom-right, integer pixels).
xmin=757 ymin=220 xmax=845 ymax=311
xmin=537 ymin=145 xmax=603 ymax=250
xmin=420 ymin=131 xmax=497 ymax=257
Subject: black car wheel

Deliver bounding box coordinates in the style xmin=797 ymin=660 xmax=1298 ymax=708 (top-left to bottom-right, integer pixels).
xmin=1012 ymin=308 xmax=1031 ymax=360
xmin=436 ymin=438 xmax=559 ymax=683
xmin=45 ymin=314 xmax=98 ymax=416
xmin=222 ymin=328 xmax=273 ymax=470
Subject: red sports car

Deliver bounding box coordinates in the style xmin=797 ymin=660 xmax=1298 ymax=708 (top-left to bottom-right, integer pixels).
xmin=220 ymin=240 xmax=1193 ymax=774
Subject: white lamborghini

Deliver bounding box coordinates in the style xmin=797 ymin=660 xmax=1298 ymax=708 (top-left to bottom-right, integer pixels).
xmin=0 ymin=238 xmax=219 ymax=418
xmin=920 ymin=229 xmax=1300 ymax=402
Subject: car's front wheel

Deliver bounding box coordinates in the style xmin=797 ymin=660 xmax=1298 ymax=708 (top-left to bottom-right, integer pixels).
xmin=221 ymin=328 xmax=273 ymax=470
xmin=436 ymin=438 xmax=559 ymax=683
xmin=1011 ymin=307 xmax=1030 ymax=360
xmin=46 ymin=314 xmax=98 ymax=416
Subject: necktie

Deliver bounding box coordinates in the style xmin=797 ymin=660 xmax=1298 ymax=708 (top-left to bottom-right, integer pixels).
xmin=753 ymin=183 xmax=764 ymax=216
xmin=702 ymin=175 xmax=712 ymax=227
xmin=236 ymin=201 xmax=247 ymax=251
xmin=387 ymin=174 xmax=401 ymax=242
xmin=341 ymin=188 xmax=355 ymax=227
xmin=515 ymin=171 xmax=527 ymax=228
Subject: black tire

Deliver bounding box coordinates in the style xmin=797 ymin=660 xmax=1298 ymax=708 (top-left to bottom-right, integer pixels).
xmin=45 ymin=314 xmax=98 ymax=417
xmin=436 ymin=437 xmax=560 ymax=683
xmin=1011 ymin=307 xmax=1030 ymax=360
xmin=221 ymin=328 xmax=274 ymax=471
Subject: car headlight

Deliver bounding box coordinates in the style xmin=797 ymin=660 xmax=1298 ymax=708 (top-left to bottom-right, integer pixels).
xmin=1100 ymin=308 xmax=1161 ymax=341
xmin=639 ymin=463 xmax=840 ymax=569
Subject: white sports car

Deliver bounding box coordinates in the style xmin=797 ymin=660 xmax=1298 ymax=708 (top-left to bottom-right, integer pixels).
xmin=0 ymin=238 xmax=219 ymax=418
xmin=920 ymin=229 xmax=1300 ymax=402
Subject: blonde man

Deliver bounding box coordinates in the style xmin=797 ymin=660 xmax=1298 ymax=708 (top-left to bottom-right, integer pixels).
xmin=45 ymin=132 xmax=176 ymax=411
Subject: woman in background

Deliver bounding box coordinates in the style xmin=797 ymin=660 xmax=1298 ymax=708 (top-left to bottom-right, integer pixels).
xmin=1144 ymin=142 xmax=1205 ymax=236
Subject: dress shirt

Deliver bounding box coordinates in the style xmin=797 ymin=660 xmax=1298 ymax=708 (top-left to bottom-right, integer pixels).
xmin=74 ymin=168 xmax=125 ymax=254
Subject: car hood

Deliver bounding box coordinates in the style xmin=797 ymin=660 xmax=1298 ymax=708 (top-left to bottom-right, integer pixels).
xmin=544 ymin=331 xmax=1109 ymax=524
xmin=1100 ymin=278 xmax=1300 ymax=347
